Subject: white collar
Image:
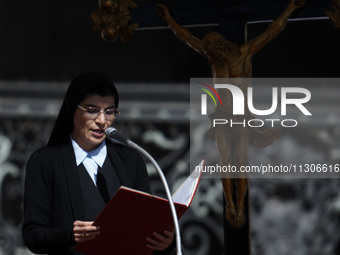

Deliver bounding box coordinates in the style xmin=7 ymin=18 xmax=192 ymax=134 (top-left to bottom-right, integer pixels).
xmin=70 ymin=136 xmax=107 ymax=168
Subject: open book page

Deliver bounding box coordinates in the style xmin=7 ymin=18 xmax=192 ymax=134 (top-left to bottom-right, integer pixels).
xmin=172 ymin=159 xmax=204 ymax=206
xmin=118 ymin=186 xmax=154 ymax=197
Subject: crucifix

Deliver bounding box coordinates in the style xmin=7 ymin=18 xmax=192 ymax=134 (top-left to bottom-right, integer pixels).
xmin=156 ymin=0 xmax=307 ymax=253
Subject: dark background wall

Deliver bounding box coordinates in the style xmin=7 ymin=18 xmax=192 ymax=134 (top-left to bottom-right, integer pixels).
xmin=250 ymin=18 xmax=340 ymax=78
xmin=0 ymin=0 xmax=334 ymax=82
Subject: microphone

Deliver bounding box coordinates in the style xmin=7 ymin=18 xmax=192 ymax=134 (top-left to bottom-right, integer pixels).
xmin=105 ymin=127 xmax=183 ymax=255
xmin=105 ymin=127 xmax=130 ymax=146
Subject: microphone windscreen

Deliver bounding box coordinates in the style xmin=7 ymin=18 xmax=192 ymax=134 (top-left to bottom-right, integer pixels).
xmin=105 ymin=127 xmax=129 ymax=145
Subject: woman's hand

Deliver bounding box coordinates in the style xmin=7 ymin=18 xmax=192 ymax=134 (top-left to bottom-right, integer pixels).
xmin=146 ymin=230 xmax=174 ymax=251
xmin=73 ymin=220 xmax=101 ymax=243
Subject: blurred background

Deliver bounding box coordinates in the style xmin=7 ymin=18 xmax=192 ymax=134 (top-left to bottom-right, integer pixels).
xmin=0 ymin=0 xmax=340 ymax=254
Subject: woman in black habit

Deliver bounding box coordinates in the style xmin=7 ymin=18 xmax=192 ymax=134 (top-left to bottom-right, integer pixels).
xmin=22 ymin=72 xmax=174 ymax=255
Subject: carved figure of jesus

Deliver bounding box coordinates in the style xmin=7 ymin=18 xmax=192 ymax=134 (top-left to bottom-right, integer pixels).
xmin=157 ymin=0 xmax=307 ymax=229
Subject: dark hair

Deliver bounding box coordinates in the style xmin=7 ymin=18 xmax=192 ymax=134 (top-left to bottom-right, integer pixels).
xmin=47 ymin=72 xmax=119 ymax=146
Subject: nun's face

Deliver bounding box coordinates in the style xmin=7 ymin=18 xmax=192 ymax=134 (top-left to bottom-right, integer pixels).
xmin=72 ymin=94 xmax=116 ymax=151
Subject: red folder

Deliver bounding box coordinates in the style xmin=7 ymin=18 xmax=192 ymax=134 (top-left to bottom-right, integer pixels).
xmin=75 ymin=160 xmax=204 ymax=255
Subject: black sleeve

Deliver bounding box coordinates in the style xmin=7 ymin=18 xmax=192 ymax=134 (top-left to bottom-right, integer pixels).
xmin=22 ymin=148 xmax=75 ymax=254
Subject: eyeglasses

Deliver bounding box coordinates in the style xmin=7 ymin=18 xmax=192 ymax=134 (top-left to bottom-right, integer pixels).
xmin=77 ymin=105 xmax=120 ymax=120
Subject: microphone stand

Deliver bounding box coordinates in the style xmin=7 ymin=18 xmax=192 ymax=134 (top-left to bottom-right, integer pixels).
xmin=127 ymin=140 xmax=182 ymax=255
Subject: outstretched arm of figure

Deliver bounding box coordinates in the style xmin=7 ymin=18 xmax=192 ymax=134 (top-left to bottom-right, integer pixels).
xmin=247 ymin=0 xmax=307 ymax=54
xmin=156 ymin=4 xmax=205 ymax=56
